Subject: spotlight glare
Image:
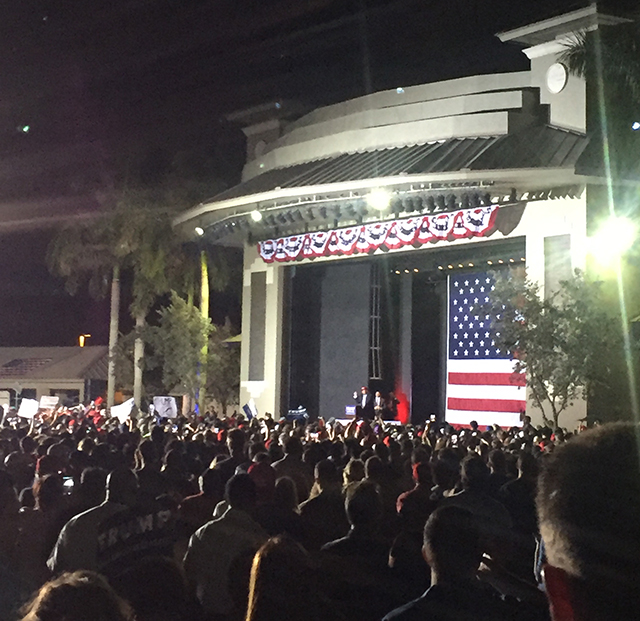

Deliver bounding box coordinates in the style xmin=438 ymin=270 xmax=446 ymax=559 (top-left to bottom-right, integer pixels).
xmin=367 ymin=188 xmax=391 ymax=211
xmin=250 ymin=210 xmax=263 ymax=222
xmin=195 ymin=227 xmax=204 ymax=236
xmin=589 ymin=216 xmax=636 ymax=265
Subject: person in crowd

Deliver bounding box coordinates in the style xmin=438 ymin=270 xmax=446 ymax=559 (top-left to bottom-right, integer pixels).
xmin=299 ymin=459 xmax=349 ymax=551
xmin=255 ymin=476 xmax=304 ymax=540
xmin=17 ymin=474 xmax=68 ymax=589
xmin=342 ymin=457 xmax=365 ymax=490
xmin=321 ymin=480 xmax=399 ymax=620
xmin=112 ymin=556 xmax=204 ymax=621
xmin=246 ymin=535 xmax=343 ymax=621
xmin=214 ymin=428 xmax=250 ymax=486
xmin=272 ymin=436 xmax=312 ymax=502
xmin=383 ymin=506 xmax=515 ymax=620
xmin=184 ymin=473 xmax=268 ymax=619
xmin=537 ymin=423 xmax=640 ymax=621
xmin=179 ymin=467 xmax=225 ymax=535
xmin=442 ymin=454 xmax=512 ymax=561
xmin=19 ymin=570 xmax=134 ymax=621
xmin=48 ymin=468 xmax=177 ymax=580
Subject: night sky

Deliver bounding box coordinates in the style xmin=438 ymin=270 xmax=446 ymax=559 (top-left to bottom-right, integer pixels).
xmin=0 ymin=0 xmax=630 ymax=346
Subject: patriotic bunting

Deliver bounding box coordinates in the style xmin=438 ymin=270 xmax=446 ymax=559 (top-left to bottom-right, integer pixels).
xmin=258 ymin=205 xmax=499 ymax=263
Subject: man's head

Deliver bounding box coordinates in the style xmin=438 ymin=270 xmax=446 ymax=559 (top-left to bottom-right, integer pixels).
xmin=537 ymin=423 xmax=640 ymax=621
xmin=106 ymin=468 xmax=138 ymax=506
xmin=361 ymin=386 xmax=369 ymax=394
xmin=345 ymin=480 xmax=381 ymax=529
xmin=314 ymin=458 xmax=340 ymax=491
xmin=227 ymin=428 xmax=246 ymax=456
xmin=460 ymin=454 xmax=489 ymax=491
xmin=226 ymin=473 xmax=257 ymax=513
xmin=423 ymin=506 xmax=481 ymax=583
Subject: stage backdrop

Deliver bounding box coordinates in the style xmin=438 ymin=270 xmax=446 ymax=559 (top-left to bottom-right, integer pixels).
xmin=445 ymin=271 xmax=525 ymax=427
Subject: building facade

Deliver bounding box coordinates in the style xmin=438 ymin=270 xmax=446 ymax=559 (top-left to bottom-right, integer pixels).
xmin=176 ymin=7 xmax=628 ymax=430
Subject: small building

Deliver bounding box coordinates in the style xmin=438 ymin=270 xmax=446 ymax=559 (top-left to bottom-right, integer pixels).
xmin=175 ymin=7 xmax=634 ymax=430
xmin=0 ymin=346 xmax=108 ymax=408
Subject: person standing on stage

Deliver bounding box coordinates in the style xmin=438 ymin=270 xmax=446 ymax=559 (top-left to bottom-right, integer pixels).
xmin=374 ymin=391 xmax=384 ymax=419
xmin=353 ymin=386 xmax=375 ymax=420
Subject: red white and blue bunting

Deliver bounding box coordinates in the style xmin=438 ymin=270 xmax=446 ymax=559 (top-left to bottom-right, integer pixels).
xmin=258 ymin=205 xmax=499 ymax=263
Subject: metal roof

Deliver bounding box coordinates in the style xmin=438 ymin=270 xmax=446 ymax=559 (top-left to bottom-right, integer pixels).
xmin=211 ymin=125 xmax=588 ymax=203
xmin=0 ymin=347 xmax=109 ymax=382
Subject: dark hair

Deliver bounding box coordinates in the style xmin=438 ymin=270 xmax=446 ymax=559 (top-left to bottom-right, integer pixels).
xmin=345 ymin=480 xmax=381 ymax=527
xmin=226 ymin=473 xmax=256 ymax=511
xmin=20 ymin=571 xmax=133 ymax=621
xmin=424 ymin=506 xmax=481 ymax=578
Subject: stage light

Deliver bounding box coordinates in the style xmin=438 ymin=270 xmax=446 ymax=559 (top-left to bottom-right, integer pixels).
xmin=468 ymin=263 xmax=474 ymax=267
xmin=632 ymin=121 xmax=640 ymax=131
xmin=396 ymin=87 xmax=405 ymax=94
xmin=487 ymin=260 xmax=493 ymax=265
xmin=438 ymin=265 xmax=444 ymax=270
xmin=367 ymin=188 xmax=391 ymax=211
xmin=447 ymin=264 xmax=454 ymax=269
xmin=589 ymin=216 xmax=636 ymax=265
xmin=498 ymin=259 xmax=504 ymax=264
xmin=509 ymin=258 xmax=515 ymax=263
xmin=195 ymin=227 xmax=204 ymax=236
xmin=404 ymin=269 xmax=410 ymax=274
xmin=250 ymin=210 xmax=262 ymax=222
xmin=458 ymin=263 xmax=464 ymax=268
xmin=521 ymin=257 xmax=525 ymax=262
xmin=395 ymin=270 xmax=401 ymax=275
xmin=414 ymin=268 xmax=419 ymax=273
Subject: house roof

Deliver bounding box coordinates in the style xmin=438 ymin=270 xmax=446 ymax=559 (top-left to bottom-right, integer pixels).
xmin=0 ymin=347 xmax=109 ymax=382
xmin=209 ymin=125 xmax=588 ymax=203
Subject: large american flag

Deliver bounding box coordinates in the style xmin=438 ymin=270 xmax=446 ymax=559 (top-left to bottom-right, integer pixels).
xmin=446 ymin=271 xmax=526 ymax=427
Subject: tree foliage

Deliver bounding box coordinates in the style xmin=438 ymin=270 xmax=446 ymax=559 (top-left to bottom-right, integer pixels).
xmin=480 ymin=270 xmax=618 ymax=427
xmin=149 ymin=293 xmax=213 ymax=402
xmin=206 ymin=320 xmax=240 ymax=416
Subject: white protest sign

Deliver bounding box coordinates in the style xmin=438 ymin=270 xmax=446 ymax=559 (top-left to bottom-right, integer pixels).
xmin=153 ymin=396 xmax=178 ymax=419
xmin=18 ymin=398 xmax=39 ymax=419
xmin=39 ymin=395 xmax=59 ymax=410
xmin=111 ymin=398 xmax=135 ymax=424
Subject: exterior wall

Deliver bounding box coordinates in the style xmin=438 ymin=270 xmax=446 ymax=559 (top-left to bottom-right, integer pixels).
xmin=0 ymin=381 xmax=85 ymax=403
xmin=526 ymin=42 xmax=586 ymax=133
xmin=240 ymin=244 xmax=286 ymax=417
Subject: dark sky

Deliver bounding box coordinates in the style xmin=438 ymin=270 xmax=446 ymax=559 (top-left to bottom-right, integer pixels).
xmin=0 ymin=0 xmax=628 ymax=346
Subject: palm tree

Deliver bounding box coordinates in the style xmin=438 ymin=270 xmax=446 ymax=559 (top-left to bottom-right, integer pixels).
xmin=47 ymin=214 xmax=122 ymax=407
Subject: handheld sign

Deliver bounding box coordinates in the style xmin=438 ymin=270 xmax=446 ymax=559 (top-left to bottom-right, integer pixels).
xmin=152 ymin=396 xmax=178 ymax=419
xmin=111 ymin=398 xmax=135 ymax=424
xmin=18 ymin=398 xmax=39 ymax=419
xmin=39 ymin=396 xmax=59 ymax=410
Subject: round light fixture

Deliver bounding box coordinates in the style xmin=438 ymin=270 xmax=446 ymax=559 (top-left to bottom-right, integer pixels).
xmin=367 ymin=188 xmax=391 ymax=211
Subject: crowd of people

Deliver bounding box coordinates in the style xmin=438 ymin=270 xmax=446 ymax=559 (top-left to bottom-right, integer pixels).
xmin=0 ymin=403 xmax=635 ymax=621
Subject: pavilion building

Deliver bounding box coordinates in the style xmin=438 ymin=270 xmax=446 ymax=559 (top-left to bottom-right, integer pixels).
xmin=175 ymin=7 xmax=629 ymax=429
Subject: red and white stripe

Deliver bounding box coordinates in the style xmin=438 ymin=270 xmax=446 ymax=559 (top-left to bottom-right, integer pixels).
xmin=445 ymin=359 xmax=526 ymax=427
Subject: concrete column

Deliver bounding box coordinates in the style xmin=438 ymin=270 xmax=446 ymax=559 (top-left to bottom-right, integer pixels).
xmin=240 ymin=244 xmax=286 ymax=418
